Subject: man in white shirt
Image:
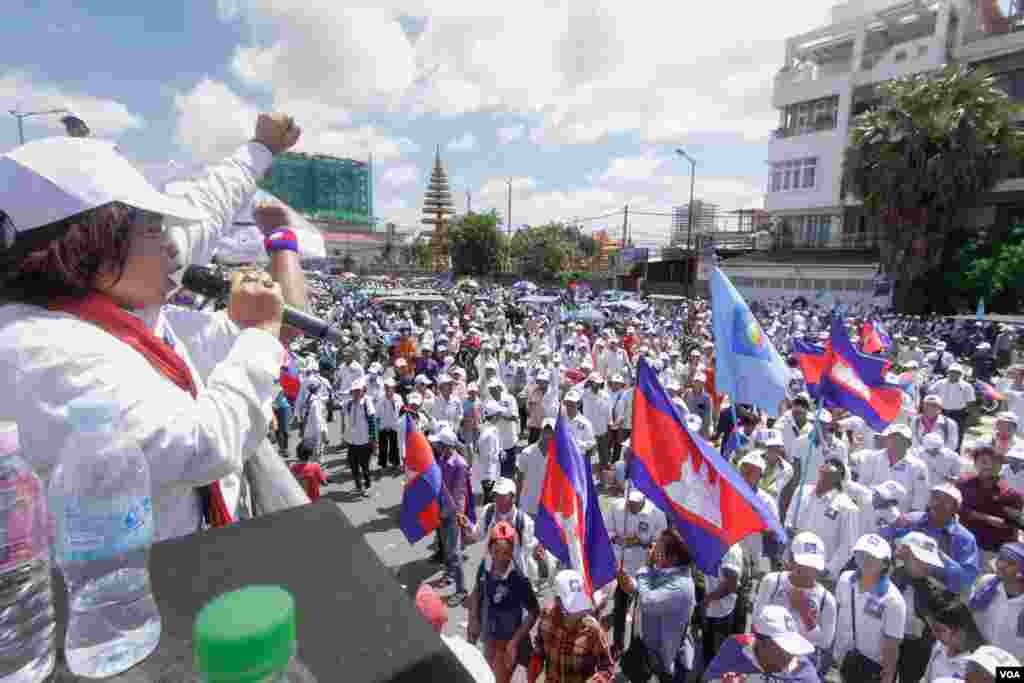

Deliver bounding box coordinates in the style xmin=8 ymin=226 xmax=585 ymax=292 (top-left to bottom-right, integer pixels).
xmin=581 ymin=373 xmax=612 ymax=479
xmin=929 ymin=365 xmax=975 ymax=449
xmin=375 ymin=378 xmax=404 ymax=472
xmin=915 ymin=432 xmax=961 ymax=484
xmin=604 ymin=337 xmax=630 ymax=380
xmin=910 ymin=394 xmax=959 ymax=452
xmin=563 ymin=390 xmax=596 ymax=455
xmin=859 ymin=480 xmax=907 ymax=539
xmin=785 ymin=458 xmax=860 ymax=584
xmin=343 ymin=378 xmax=378 ymax=497
xmin=998 ymin=364 xmax=1024 ymax=423
xmin=858 ymin=424 xmax=931 ymax=514
xmin=776 ymin=395 xmax=813 ymax=464
xmin=431 ymin=374 xmax=463 ymax=433
xmin=608 ymin=374 xmax=633 ymax=464
xmin=487 ymin=378 xmax=520 ymax=480
xmin=737 ymin=451 xmax=783 ymax=575
xmin=517 ymin=419 xmax=554 ymax=518
xmin=702 ymin=542 xmax=745 ymax=668
xmin=606 ymin=489 xmax=667 ymax=653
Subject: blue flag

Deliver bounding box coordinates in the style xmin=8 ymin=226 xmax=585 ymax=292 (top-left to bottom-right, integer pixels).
xmin=710 ymin=268 xmax=789 ymax=417
xmin=977 ymin=298 xmax=986 ymax=319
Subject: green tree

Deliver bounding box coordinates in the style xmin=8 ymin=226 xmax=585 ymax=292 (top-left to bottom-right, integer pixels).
xmin=842 ymin=64 xmax=1024 ymax=312
xmin=946 ymin=223 xmax=1024 ymax=311
xmin=402 ymin=237 xmax=432 ymax=270
xmin=449 ymin=212 xmax=503 ymax=276
xmin=510 ymin=223 xmax=568 ymax=280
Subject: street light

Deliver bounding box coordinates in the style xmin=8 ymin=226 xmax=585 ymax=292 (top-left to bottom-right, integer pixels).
xmin=9 ymin=108 xmax=68 ymax=145
xmin=675 ymin=148 xmax=697 ymax=252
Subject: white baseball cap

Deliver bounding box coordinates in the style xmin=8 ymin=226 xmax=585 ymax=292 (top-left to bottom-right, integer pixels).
xmin=760 ymin=429 xmax=785 ymax=448
xmin=882 ymin=423 xmax=912 ymax=440
xmin=627 ymin=489 xmax=646 ymax=504
xmin=0 ymin=137 xmax=205 ymax=243
xmin=414 ymin=374 xmax=432 ymax=385
xmin=609 ymin=373 xmax=625 ymax=384
xmin=564 ymin=390 xmax=582 ymax=403
xmin=406 ymin=392 xmax=423 ymax=405
xmin=923 ymin=394 xmax=944 ymax=407
xmin=686 ymin=414 xmax=703 ymax=433
xmin=853 ymin=533 xmax=892 ymax=560
xmin=541 ymin=417 xmax=556 ymax=430
xmin=898 ymin=531 xmax=944 ymax=569
xmin=752 ymin=605 xmax=814 ymax=656
xmin=554 ymin=570 xmax=593 ymax=614
xmin=738 ymin=451 xmax=767 ymax=472
xmin=790 ymin=532 xmax=826 ymax=570
xmin=536 ymin=370 xmax=552 ymax=382
xmin=493 ymin=477 xmax=517 ymax=496
xmin=428 ymin=427 xmax=461 ymax=447
xmin=483 ymin=399 xmax=504 ymax=417
xmin=872 ymin=480 xmax=907 ymax=503
xmin=966 ymin=646 xmax=1020 ymax=676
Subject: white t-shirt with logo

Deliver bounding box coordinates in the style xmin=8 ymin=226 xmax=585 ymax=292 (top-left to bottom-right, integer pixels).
xmin=834 ymin=570 xmax=907 ymax=666
xmin=969 ymin=574 xmax=1024 ymax=657
xmin=605 ymin=499 xmax=667 ymax=576
xmin=752 ymin=571 xmax=837 ymax=651
xmin=705 ymin=544 xmax=744 ymax=619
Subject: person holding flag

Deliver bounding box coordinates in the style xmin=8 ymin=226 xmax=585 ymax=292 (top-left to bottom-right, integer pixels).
xmin=428 ymin=425 xmax=470 ymax=606
xmin=703 ymin=605 xmax=820 ymax=683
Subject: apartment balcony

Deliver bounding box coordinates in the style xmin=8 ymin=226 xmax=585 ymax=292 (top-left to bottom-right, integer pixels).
xmin=772 ymin=62 xmax=852 ymax=108
xmin=774 ymin=231 xmax=883 ymax=251
xmin=771 ymin=116 xmax=840 ymax=138
xmin=854 ymin=34 xmax=947 ymax=84
xmin=957 ymin=1 xmax=1024 ymax=62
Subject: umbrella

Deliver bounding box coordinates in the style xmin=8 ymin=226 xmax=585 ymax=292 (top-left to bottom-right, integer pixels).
xmin=511 ymin=280 xmax=537 ymax=291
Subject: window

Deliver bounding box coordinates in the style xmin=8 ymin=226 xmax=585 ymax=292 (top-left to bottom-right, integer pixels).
xmin=770 ymin=158 xmax=818 ymax=192
xmin=783 ymin=96 xmax=838 ymax=134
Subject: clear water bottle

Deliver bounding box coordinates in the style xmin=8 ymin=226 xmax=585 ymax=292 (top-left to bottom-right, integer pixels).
xmin=49 ymin=398 xmax=161 ymax=678
xmin=0 ymin=422 xmax=55 ymax=683
xmin=193 ymin=586 xmax=315 ymax=683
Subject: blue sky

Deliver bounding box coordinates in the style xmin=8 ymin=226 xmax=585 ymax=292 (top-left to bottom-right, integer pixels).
xmin=2 ymin=0 xmax=834 ymax=247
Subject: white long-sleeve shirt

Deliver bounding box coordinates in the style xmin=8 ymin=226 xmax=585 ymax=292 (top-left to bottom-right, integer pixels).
xmin=375 ymin=393 xmax=404 ymax=431
xmin=0 ymin=303 xmax=282 ymax=542
xmin=610 ymin=387 xmax=634 ymax=430
xmin=785 ymin=486 xmax=860 ymax=580
xmin=581 ymin=389 xmax=612 ymax=437
xmin=568 ymin=413 xmax=597 ymax=452
xmin=857 ymin=450 xmax=931 ymax=513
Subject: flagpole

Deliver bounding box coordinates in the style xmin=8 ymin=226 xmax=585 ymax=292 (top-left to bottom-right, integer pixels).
xmin=789 ymin=395 xmax=825 ymax=535
xmin=619 ymin=479 xmax=630 ymax=573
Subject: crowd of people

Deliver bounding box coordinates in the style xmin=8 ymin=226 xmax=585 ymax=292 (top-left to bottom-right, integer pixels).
xmin=3 ymin=109 xmax=1023 ymax=683
xmin=278 ymin=274 xmax=1024 ymax=683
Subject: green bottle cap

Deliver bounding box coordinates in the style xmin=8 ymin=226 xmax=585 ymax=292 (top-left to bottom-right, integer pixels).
xmin=194 ymin=585 xmax=297 ymax=683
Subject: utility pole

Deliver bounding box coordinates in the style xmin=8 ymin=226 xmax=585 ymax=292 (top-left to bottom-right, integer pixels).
xmin=506 ymin=178 xmax=512 ymax=235
xmin=466 ymin=191 xmax=472 ymax=215
xmin=621 ymin=204 xmax=629 ymax=250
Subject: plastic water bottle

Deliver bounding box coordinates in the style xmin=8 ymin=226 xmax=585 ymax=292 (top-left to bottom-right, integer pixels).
xmin=49 ymin=398 xmax=161 ymax=678
xmin=193 ymin=586 xmax=316 ymax=683
xmin=0 ymin=422 xmax=55 ymax=683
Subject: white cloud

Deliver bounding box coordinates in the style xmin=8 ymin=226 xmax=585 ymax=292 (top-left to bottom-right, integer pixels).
xmin=172 ymin=79 xmax=416 ymax=164
xmin=496 ymin=124 xmax=524 ymax=144
xmin=447 ymin=132 xmax=476 ymax=151
xmin=381 ymin=164 xmax=419 ymax=188
xmin=0 ymin=71 xmax=144 ymax=142
xmin=173 ymin=79 xmax=260 ymax=163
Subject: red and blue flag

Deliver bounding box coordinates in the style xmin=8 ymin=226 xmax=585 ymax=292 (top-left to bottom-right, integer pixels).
xmin=797 ymin=317 xmax=903 ymax=432
xmin=279 ymin=350 xmax=301 ymax=402
xmin=535 ymin=416 xmax=617 ymax=596
xmin=860 ymin=320 xmax=889 ymax=355
xmin=628 ymin=359 xmax=786 ymax=575
xmin=399 ymin=416 xmax=443 ymax=544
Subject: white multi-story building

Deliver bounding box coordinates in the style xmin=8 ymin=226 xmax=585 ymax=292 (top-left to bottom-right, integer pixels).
xmin=710 ymin=0 xmax=1024 ymax=306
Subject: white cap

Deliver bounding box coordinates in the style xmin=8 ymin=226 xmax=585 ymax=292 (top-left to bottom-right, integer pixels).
xmin=967 ymin=646 xmax=1020 ymax=676
xmin=752 ymin=605 xmax=814 ymax=656
xmin=541 ymin=417 xmax=557 ymax=430
xmin=853 ymin=533 xmax=892 ymax=560
xmin=483 ymin=399 xmax=504 ymax=417
xmin=686 ymin=414 xmax=703 ymax=433
xmin=898 ymin=531 xmax=944 ymax=569
xmin=903 ymin=360 xmax=920 ymax=369
xmin=349 ymin=378 xmax=366 ymax=391
xmin=564 ymin=390 xmax=582 ymax=403
xmin=872 ymin=480 xmax=907 ymax=503
xmin=536 ymin=370 xmax=552 ymax=383
xmin=406 ymin=392 xmax=423 ymax=405
xmin=415 ymin=374 xmax=432 ymax=385
xmin=814 ymin=409 xmax=833 ymax=424
xmin=931 ymin=482 xmax=963 ymax=506
xmin=1007 ymin=447 xmax=1024 ymax=462
xmin=437 ymin=373 xmax=454 ymax=384
xmin=485 ymin=359 xmax=499 ymax=370
xmin=0 ymin=137 xmax=205 ymax=239
xmin=738 ymin=450 xmax=767 ymax=471
xmin=428 ymin=427 xmax=461 ymax=447
xmin=922 ymin=433 xmax=944 ymax=450
xmin=627 ymin=490 xmax=645 ymax=504
xmin=948 ymin=363 xmax=964 ymax=373
xmin=588 ymin=372 xmax=603 ymax=383
xmin=493 ymin=477 xmax=517 ymax=496
xmin=923 ymin=394 xmax=944 ymax=407
xmin=395 ymin=358 xmax=408 ymax=368
xmin=790 ymin=532 xmax=826 ymax=570
xmin=554 ymin=570 xmax=593 ymax=614
xmin=882 ymin=423 xmax=912 ymax=440
xmin=384 ymin=378 xmax=398 ymax=387
xmin=693 ymin=373 xmax=707 ymax=383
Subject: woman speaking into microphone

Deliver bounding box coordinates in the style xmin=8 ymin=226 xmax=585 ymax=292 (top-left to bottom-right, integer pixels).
xmin=0 ymin=113 xmax=302 ymax=541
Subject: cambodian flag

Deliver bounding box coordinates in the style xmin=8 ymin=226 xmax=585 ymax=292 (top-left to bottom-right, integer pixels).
xmin=711 ymin=268 xmax=789 ymax=417
xmin=535 ymin=416 xmax=617 ymax=595
xmin=399 ymin=417 xmax=443 ymax=544
xmin=792 ymin=339 xmax=828 ymax=399
xmin=628 ymin=359 xmax=785 ymax=575
xmin=860 ymin=320 xmax=890 ymax=355
xmin=279 ymin=350 xmax=301 ymax=402
xmin=819 ymin=316 xmax=903 ymax=432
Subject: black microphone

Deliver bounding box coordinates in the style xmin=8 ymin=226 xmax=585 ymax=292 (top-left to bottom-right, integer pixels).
xmin=182 ymin=265 xmax=347 ymax=346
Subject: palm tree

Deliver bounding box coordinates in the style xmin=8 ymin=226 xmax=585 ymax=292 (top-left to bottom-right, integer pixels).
xmin=842 ymin=64 xmax=1024 ymax=312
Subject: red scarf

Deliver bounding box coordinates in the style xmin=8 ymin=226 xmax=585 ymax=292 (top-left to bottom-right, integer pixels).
xmin=48 ymin=292 xmax=233 ymax=528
